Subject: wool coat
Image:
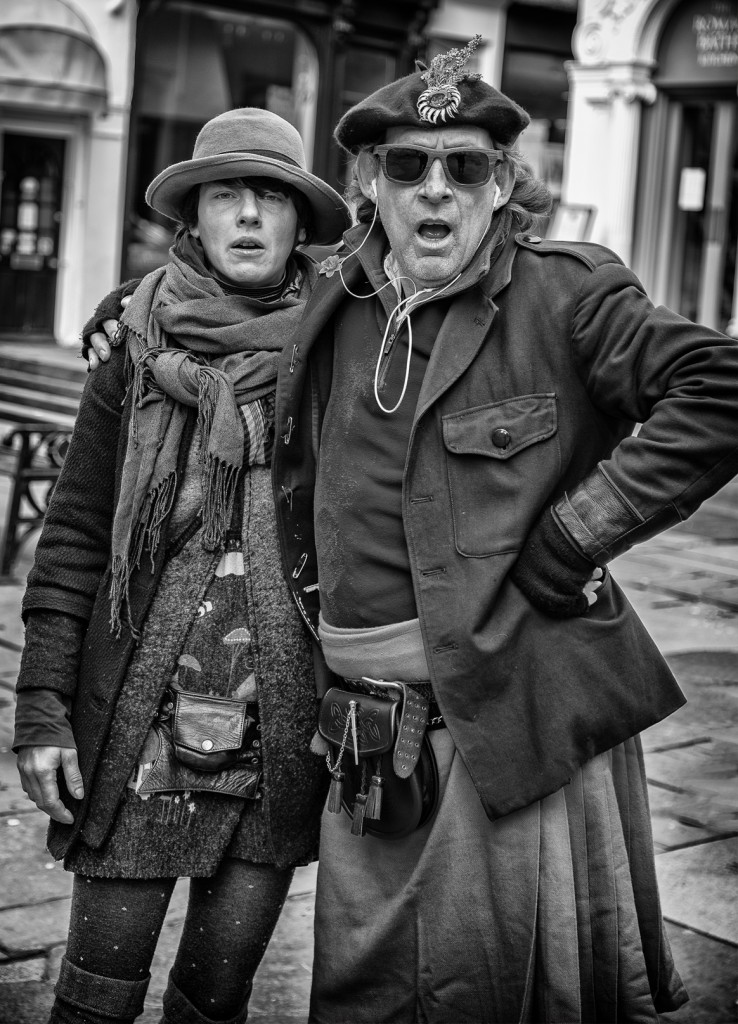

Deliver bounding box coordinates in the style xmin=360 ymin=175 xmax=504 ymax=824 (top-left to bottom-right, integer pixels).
xmin=272 ymin=224 xmax=738 ymax=820
xmin=21 ymin=340 xmax=327 ymax=868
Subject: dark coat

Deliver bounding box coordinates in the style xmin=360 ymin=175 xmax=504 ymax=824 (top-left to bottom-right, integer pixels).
xmin=272 ymin=227 xmax=738 ymax=820
xmin=22 ymin=342 xmax=327 ymax=865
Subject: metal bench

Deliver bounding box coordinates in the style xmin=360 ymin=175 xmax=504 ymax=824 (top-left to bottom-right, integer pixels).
xmin=0 ymin=350 xmax=85 ymax=579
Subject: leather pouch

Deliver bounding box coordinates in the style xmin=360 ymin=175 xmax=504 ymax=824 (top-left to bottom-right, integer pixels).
xmin=318 ymin=682 xmax=438 ymax=840
xmin=172 ymin=689 xmax=258 ymax=772
xmin=318 ymin=688 xmax=399 ymax=758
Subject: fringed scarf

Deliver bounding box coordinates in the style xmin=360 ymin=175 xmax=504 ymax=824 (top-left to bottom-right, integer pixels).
xmin=110 ymin=232 xmax=311 ymax=637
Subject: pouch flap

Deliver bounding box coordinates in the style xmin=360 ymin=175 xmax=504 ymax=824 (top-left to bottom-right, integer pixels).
xmin=442 ymin=394 xmax=557 ymax=459
xmin=173 ymin=691 xmax=248 ymax=754
xmin=318 ymin=687 xmax=398 ymax=757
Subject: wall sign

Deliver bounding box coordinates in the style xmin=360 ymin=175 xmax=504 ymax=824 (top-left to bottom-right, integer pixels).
xmin=656 ymin=0 xmax=738 ymax=85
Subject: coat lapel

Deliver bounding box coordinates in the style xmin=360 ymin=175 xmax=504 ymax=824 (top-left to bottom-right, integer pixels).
xmin=415 ymin=234 xmax=517 ymax=420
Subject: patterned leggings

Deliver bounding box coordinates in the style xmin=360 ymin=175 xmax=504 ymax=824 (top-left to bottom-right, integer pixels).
xmin=51 ymin=857 xmax=294 ymax=1023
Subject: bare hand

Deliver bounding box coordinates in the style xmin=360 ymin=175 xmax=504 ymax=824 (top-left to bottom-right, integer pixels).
xmin=584 ymin=567 xmax=605 ymax=607
xmin=86 ymin=294 xmax=132 ymax=371
xmin=17 ymin=746 xmax=84 ymax=824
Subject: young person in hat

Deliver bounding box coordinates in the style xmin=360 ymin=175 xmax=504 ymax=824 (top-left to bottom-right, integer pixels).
xmin=14 ymin=107 xmax=350 ymax=1024
xmin=84 ymin=41 xmax=738 ymax=1022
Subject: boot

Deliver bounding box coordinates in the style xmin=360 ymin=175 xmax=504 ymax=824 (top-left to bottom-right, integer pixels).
xmin=49 ymin=955 xmax=150 ymax=1024
xmin=159 ymin=975 xmax=252 ymax=1024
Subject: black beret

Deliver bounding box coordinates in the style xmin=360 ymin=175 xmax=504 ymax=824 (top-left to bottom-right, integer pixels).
xmin=335 ymin=68 xmax=530 ymax=153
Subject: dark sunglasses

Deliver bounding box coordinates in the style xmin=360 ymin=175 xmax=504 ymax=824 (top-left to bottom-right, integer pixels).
xmin=373 ymin=144 xmax=503 ymax=187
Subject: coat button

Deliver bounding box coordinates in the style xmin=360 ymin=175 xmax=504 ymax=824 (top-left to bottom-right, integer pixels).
xmin=201 ymin=739 xmax=214 ymax=751
xmin=492 ymin=428 xmax=512 ymax=449
xmin=522 ymin=234 xmax=541 ymax=243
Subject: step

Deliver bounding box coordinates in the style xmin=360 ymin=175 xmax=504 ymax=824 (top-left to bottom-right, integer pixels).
xmin=0 ymin=367 xmax=85 ymax=400
xmin=0 ymin=387 xmax=80 ymax=418
xmin=0 ymin=402 xmax=78 ymax=432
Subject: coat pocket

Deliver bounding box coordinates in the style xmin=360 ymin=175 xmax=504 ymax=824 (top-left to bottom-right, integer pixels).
xmin=442 ymin=393 xmax=559 ymax=556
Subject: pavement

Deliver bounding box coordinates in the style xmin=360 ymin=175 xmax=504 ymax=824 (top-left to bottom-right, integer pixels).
xmin=0 ymin=373 xmax=736 ymax=1021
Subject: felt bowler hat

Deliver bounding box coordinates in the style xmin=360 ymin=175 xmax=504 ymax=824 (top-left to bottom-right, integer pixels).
xmin=146 ymin=107 xmax=351 ymax=245
xmin=335 ymin=37 xmax=530 ymax=152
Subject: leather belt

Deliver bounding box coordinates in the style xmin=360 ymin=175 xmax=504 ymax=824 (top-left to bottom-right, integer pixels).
xmin=408 ymin=682 xmax=445 ymax=731
xmin=342 ymin=677 xmax=446 ymax=779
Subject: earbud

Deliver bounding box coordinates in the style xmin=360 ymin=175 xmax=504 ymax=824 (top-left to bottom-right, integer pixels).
xmin=492 ymin=183 xmax=502 ymax=210
xmin=370 ymin=179 xmax=377 ymax=199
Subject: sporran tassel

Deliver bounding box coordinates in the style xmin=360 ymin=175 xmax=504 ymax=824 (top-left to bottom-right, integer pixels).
xmin=351 ymin=791 xmax=368 ymax=836
xmin=365 ymin=771 xmax=384 ymax=821
xmin=327 ymin=769 xmax=345 ymax=813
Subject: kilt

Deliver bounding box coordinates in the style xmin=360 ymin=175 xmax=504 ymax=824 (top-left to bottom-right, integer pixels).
xmin=309 ymin=729 xmax=688 ymax=1023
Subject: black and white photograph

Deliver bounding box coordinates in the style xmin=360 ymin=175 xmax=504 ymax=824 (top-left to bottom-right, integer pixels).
xmin=0 ymin=1 xmax=736 ymax=1021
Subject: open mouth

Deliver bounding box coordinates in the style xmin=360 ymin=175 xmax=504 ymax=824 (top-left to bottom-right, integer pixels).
xmin=232 ymin=240 xmax=264 ymax=251
xmin=417 ymin=223 xmax=451 ymax=242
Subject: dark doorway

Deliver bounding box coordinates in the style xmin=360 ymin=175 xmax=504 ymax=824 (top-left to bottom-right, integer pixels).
xmin=0 ymin=132 xmax=65 ymax=338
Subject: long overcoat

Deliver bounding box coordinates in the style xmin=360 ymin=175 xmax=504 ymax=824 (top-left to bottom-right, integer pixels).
xmin=272 ymin=226 xmax=738 ymax=820
xmin=22 ymin=341 xmax=327 ymax=865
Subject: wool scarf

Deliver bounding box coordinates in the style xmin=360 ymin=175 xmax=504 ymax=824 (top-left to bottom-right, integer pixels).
xmin=110 ymin=232 xmax=311 ymax=636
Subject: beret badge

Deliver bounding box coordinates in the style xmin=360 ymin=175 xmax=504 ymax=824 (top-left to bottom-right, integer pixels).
xmin=416 ymin=35 xmax=483 ymax=125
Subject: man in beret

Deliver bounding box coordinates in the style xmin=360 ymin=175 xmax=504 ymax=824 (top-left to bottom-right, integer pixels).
xmin=269 ymin=39 xmax=738 ymax=1023
xmin=85 ymin=39 xmax=737 ymax=1022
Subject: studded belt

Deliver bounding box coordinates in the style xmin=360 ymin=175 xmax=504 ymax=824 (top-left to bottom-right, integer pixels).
xmin=342 ymin=677 xmax=445 ymax=780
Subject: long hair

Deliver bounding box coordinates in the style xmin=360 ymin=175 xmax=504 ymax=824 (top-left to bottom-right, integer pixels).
xmin=345 ymin=142 xmax=552 ymax=231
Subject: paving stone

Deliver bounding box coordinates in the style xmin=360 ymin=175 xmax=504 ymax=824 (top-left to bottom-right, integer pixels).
xmin=46 ymin=944 xmax=65 ymax=985
xmin=644 ymin=738 xmax=738 ymax=798
xmin=0 ymin=814 xmax=71 ymax=910
xmin=0 ymin=979 xmax=54 ymax=1024
xmin=249 ymin=890 xmax=314 ymax=1021
xmin=0 ymin=958 xmax=45 ymax=982
xmin=656 ymin=837 xmax=738 ymax=946
xmin=662 ymin=921 xmax=738 ymax=1024
xmin=641 ymin=717 xmax=713 ymax=755
xmin=647 ymin=651 xmax=738 ymax=737
xmin=0 ymin=899 xmax=71 ymax=958
xmin=648 ymin=785 xmax=716 ymax=851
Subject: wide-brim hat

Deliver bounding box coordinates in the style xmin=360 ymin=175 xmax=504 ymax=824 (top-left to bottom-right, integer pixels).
xmin=147 ymin=107 xmax=350 ymax=245
xmin=335 ymin=38 xmax=530 ymax=152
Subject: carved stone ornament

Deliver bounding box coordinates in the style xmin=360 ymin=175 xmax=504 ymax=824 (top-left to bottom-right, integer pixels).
xmin=594 ymin=0 xmax=639 ymax=22
xmin=416 ymin=35 xmax=483 ymax=124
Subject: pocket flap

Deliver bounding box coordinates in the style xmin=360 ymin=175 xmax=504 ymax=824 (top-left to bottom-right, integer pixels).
xmin=318 ymin=687 xmax=398 ymax=757
xmin=442 ymin=394 xmax=557 ymax=459
xmin=173 ymin=692 xmax=248 ymax=754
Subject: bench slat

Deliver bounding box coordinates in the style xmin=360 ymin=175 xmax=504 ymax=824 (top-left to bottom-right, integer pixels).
xmin=1 ymin=367 xmax=85 ymax=400
xmin=0 ymin=402 xmax=77 ymax=431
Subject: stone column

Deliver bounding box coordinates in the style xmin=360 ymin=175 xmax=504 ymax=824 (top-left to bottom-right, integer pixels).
xmin=563 ymin=60 xmax=656 ymax=265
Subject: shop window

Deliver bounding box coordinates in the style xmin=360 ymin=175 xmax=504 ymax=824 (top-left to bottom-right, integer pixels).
xmin=501 ymin=5 xmax=575 ymax=206
xmin=334 ymin=46 xmax=397 ymax=195
xmin=0 ymin=132 xmax=64 ymax=336
xmin=124 ymin=3 xmax=318 ymax=279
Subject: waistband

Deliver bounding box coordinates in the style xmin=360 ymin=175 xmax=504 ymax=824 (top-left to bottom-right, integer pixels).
xmin=319 ymin=614 xmax=429 ymax=682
